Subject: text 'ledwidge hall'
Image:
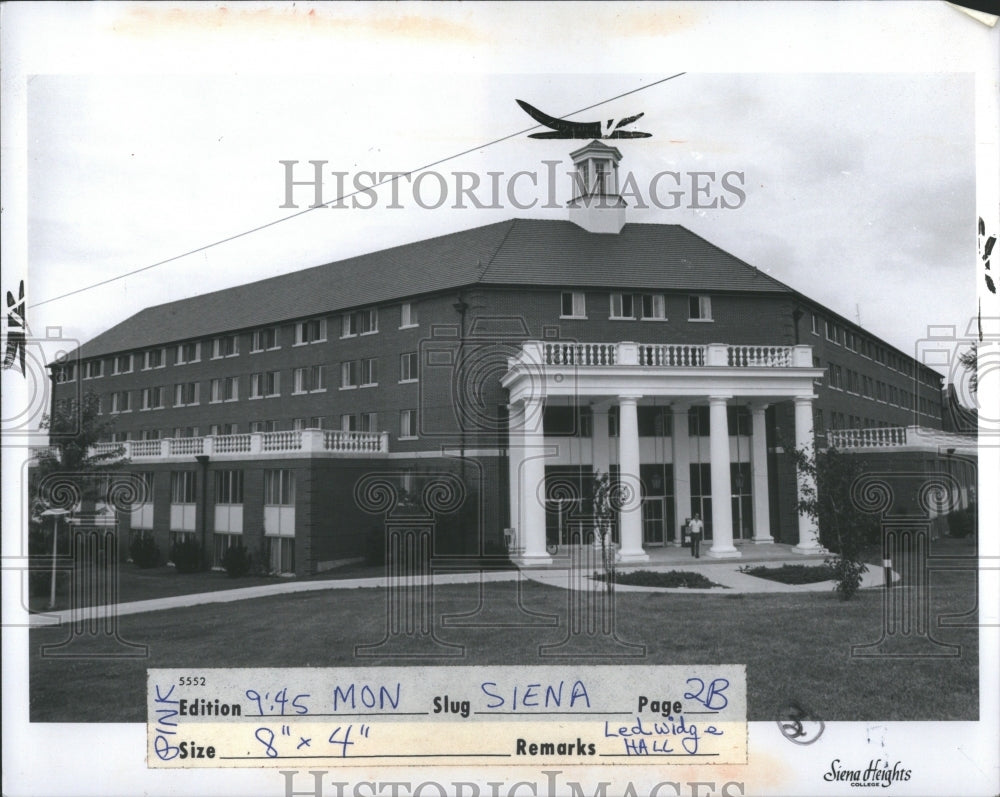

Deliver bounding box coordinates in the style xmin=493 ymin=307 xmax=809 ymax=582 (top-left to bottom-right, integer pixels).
xmin=45 ymin=141 xmax=968 ymax=576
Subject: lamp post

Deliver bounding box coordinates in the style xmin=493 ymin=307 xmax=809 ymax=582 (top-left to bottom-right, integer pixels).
xmin=40 ymin=508 xmax=71 ymax=610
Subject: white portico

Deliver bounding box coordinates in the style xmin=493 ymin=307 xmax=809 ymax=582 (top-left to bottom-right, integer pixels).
xmin=502 ymin=340 xmax=826 ymax=566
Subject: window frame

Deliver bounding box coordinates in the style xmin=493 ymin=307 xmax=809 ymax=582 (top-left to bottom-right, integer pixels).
xmin=687 ymin=295 xmax=713 ymax=322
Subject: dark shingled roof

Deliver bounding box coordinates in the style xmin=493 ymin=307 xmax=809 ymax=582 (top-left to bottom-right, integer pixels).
xmin=67 ymin=218 xmax=791 ymax=360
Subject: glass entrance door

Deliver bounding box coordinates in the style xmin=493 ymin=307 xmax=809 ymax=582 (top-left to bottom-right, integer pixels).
xmin=642 ymin=497 xmax=665 ymax=546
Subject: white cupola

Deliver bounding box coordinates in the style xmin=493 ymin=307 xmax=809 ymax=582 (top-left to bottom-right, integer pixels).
xmin=566 ymin=140 xmax=627 ymax=234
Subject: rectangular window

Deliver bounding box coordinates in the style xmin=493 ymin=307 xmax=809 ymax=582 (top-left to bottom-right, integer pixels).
xmin=811 ymin=313 xmax=820 ymax=335
xmin=215 ymin=470 xmax=244 ymax=504
xmin=83 ymin=360 xmax=103 ymax=379
xmin=400 ymin=302 xmax=418 ymax=328
xmin=173 ymin=381 xmax=200 ymax=407
xmin=561 ymin=291 xmax=586 ymax=318
xmin=251 ymin=420 xmax=278 ymax=433
xmin=264 ymin=470 xmax=295 ymax=505
xmin=825 ymin=321 xmax=837 ymax=343
xmin=112 ymin=354 xmax=133 ymax=374
xmin=110 ymin=391 xmax=129 ymax=413
xmin=340 ymin=309 xmax=378 ymax=337
xmin=111 ymin=431 xmax=129 ymax=443
xmin=360 ymin=358 xmax=378 ymax=387
xmin=143 ymin=348 xmax=165 ymax=369
xmin=211 ymin=376 xmax=239 ymax=402
xmin=640 ymin=294 xmax=666 ymax=320
xmin=341 ymin=360 xmax=359 ymax=389
xmin=341 ymin=414 xmax=357 ymax=432
xmin=209 ymin=423 xmax=238 ymax=436
xmin=211 ymin=335 xmax=239 ymax=359
xmin=172 ymin=426 xmax=199 ymax=438
xmin=54 ymin=363 xmax=77 ymax=383
xmin=688 ymin=295 xmax=712 ymax=321
xmin=359 ymin=412 xmax=378 ymax=433
xmin=251 ymin=327 xmax=280 ymax=352
xmin=400 ymin=352 xmax=418 ymax=383
xmin=845 ymin=331 xmax=857 ymax=352
xmin=610 ymin=292 xmax=635 ymax=319
xmin=140 ymin=428 xmax=160 ymax=440
xmin=170 ymin=471 xmax=197 ymax=503
xmin=251 ymin=371 xmax=281 ymax=398
xmin=293 ymin=365 xmax=325 ymax=394
xmin=295 ymin=318 xmax=327 ymax=345
xmin=141 ymin=386 xmax=165 ymax=410
xmin=400 ymin=409 xmax=417 ymax=439
xmin=293 ymin=417 xmax=324 ymax=431
xmin=727 ymin=406 xmax=751 ymax=436
xmin=175 ymin=342 xmax=201 ymax=364
xmin=828 ymin=363 xmax=842 ymax=390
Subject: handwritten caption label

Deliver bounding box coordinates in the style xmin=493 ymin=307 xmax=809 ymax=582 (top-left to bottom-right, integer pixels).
xmin=147 ymin=665 xmax=746 ymax=768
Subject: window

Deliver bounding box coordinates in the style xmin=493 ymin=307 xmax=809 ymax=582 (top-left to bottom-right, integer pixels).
xmin=174 ymin=381 xmax=200 ymax=407
xmin=53 ymin=363 xmax=76 ymax=383
xmin=400 ymin=302 xmax=418 ymax=328
xmin=639 ymin=294 xmax=666 ymax=320
xmin=361 ymin=358 xmax=377 ymax=386
xmin=845 ymin=369 xmax=858 ymax=394
xmin=251 ymin=327 xmax=280 ymax=352
xmin=250 ymin=371 xmax=281 ymax=398
xmin=827 ymin=363 xmax=842 ymax=390
xmin=251 ymin=420 xmax=278 ymax=433
xmin=170 ymin=471 xmax=197 ymax=503
xmin=211 ymin=376 xmax=239 ymax=403
xmin=209 ymin=423 xmax=238 ymax=436
xmin=295 ymin=318 xmax=327 ymax=345
xmin=726 ymin=406 xmax=751 ymax=436
xmin=140 ymin=428 xmax=160 ymax=440
xmin=141 ymin=386 xmax=165 ymax=410
xmin=874 ymin=346 xmax=886 ymax=365
xmin=400 ymin=409 xmax=417 ymax=439
xmin=293 ymin=417 xmax=324 ymax=431
xmin=811 ymin=313 xmax=820 ymax=335
xmin=688 ymin=295 xmax=712 ymax=321
xmin=343 ymin=413 xmax=377 ymax=433
xmin=825 ymin=321 xmax=837 ymax=343
xmin=293 ymin=365 xmax=325 ymax=394
xmin=112 ymin=354 xmax=133 ymax=375
xmin=264 ymin=469 xmax=295 ymax=505
xmin=111 ymin=431 xmax=130 ymax=443
xmin=688 ymin=406 xmax=711 ymax=437
xmin=173 ymin=426 xmax=199 ymax=438
xmin=215 ymin=470 xmax=244 ymax=505
xmin=341 ymin=360 xmax=359 ymax=389
xmin=344 ymin=359 xmax=377 ymax=388
xmin=876 ymin=381 xmax=886 ymax=402
xmin=211 ymin=335 xmax=239 ymax=359
xmin=610 ymin=292 xmax=635 ymax=319
xmin=266 ymin=537 xmax=295 ymax=575
xmin=175 ymin=342 xmax=201 ymax=364
xmin=561 ymin=291 xmax=586 ymax=318
xmin=341 ymin=308 xmax=377 ymax=337
xmin=845 ymin=331 xmax=857 ymax=352
xmin=143 ymin=348 xmax=166 ymax=369
xmin=341 ymin=414 xmax=357 ymax=432
xmin=83 ymin=360 xmax=103 ymax=379
xmin=400 ymin=352 xmax=418 ymax=383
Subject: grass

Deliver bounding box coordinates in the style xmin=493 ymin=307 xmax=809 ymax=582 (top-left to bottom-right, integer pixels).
xmin=29 ymin=569 xmax=978 ymax=723
xmin=739 ymin=563 xmax=835 ymax=585
xmin=596 ymin=569 xmax=725 ymax=589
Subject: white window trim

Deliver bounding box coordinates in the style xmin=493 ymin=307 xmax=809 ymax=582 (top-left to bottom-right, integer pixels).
xmin=399 ymin=302 xmax=419 ymax=329
xmin=608 ymin=292 xmax=636 ymax=320
xmin=560 ymin=291 xmax=588 ymax=320
xmin=639 ymin=294 xmax=667 ymax=322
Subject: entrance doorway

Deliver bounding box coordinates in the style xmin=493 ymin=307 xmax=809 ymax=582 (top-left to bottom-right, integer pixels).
xmin=642 ymin=497 xmax=666 ymax=546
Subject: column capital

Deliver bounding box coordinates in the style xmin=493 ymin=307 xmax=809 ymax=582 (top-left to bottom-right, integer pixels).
xmin=617 ymin=393 xmax=643 ymax=404
xmin=670 ymin=401 xmax=692 ymax=414
xmin=748 ymin=401 xmax=770 ymax=413
xmin=590 ymin=400 xmax=612 ymax=414
xmin=707 ymin=394 xmax=733 ymax=404
xmin=794 ymin=394 xmax=818 ymax=405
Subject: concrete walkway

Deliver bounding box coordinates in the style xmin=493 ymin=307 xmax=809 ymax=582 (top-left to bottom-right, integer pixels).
xmin=28 ymin=544 xmax=888 ymax=626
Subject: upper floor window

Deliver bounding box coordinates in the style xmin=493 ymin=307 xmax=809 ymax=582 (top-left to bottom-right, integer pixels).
xmin=251 ymin=327 xmax=280 ymax=352
xmin=211 ymin=376 xmax=239 ymax=403
xmin=293 ymin=417 xmax=324 ymax=431
xmin=844 ymin=331 xmax=857 ymax=352
xmin=83 ymin=360 xmax=103 ymax=379
xmin=212 ymin=335 xmax=239 ymax=359
xmin=174 ymin=381 xmax=200 ymax=407
xmin=209 ymin=423 xmax=238 ymax=436
xmin=293 ymin=365 xmax=326 ymax=394
xmin=342 ymin=413 xmax=377 ymax=433
xmin=170 ymin=471 xmax=197 ymax=503
xmin=400 ymin=352 xmax=418 ymax=383
xmin=143 ymin=348 xmax=166 ymax=370
xmin=250 ymin=371 xmax=280 ymax=398
xmin=825 ymin=320 xmax=837 ymax=343
xmin=561 ymin=292 xmax=587 ymax=319
xmin=811 ymin=313 xmax=821 ymax=335
xmin=294 ymin=318 xmax=327 ymax=345
xmin=399 ymin=409 xmax=417 ymax=439
xmin=264 ymin=469 xmax=295 ymax=505
xmin=215 ymin=470 xmax=244 ymax=505
xmin=688 ymin=295 xmax=712 ymax=321
xmin=53 ymin=363 xmax=77 ymax=383
xmin=609 ymin=292 xmax=635 ymax=320
xmin=175 ymin=342 xmax=201 ymax=364
xmin=110 ymin=391 xmax=131 ymax=413
xmin=112 ymin=354 xmax=133 ymax=375
xmin=400 ymin=302 xmax=418 ymax=329
xmin=342 ymin=359 xmax=377 ymax=388
xmin=141 ymin=386 xmax=165 ymax=410
xmin=639 ymin=294 xmax=666 ymax=320
xmin=251 ymin=420 xmax=278 ymax=433
xmin=140 ymin=428 xmax=160 ymax=440
xmin=341 ymin=309 xmax=377 ymax=338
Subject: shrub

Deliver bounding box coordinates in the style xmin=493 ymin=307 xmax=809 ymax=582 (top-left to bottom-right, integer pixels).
xmin=947 ymin=506 xmax=976 ymax=538
xmin=739 ymin=563 xmax=835 ymax=585
xmin=827 ymin=556 xmax=868 ymax=600
xmin=221 ymin=543 xmax=251 ymax=578
xmin=593 ymin=569 xmax=723 ymax=589
xmin=129 ymin=533 xmax=161 ymax=568
xmin=170 ymin=538 xmax=205 ymax=574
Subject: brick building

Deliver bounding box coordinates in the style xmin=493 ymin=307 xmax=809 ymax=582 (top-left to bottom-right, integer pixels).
xmin=47 ymin=142 xmax=950 ymax=574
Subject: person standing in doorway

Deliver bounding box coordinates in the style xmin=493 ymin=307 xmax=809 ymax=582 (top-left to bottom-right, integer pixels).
xmin=689 ymin=513 xmax=704 ymax=558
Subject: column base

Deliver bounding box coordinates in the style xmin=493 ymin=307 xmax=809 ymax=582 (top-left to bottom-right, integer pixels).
xmin=514 ymin=553 xmax=553 ymax=567
xmin=792 ymin=544 xmax=828 ymax=555
xmin=706 ymin=546 xmax=743 ymax=559
xmin=616 ymin=549 xmax=650 ymax=564
xmin=750 ymin=536 xmax=775 ymax=544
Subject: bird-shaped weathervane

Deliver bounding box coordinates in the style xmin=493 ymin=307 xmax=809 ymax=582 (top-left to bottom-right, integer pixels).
xmin=516 ymin=99 xmax=652 ymax=139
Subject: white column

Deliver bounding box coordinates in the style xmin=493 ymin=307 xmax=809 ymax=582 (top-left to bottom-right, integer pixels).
xmin=518 ymin=396 xmax=551 ymax=566
xmin=707 ymin=395 xmax=741 ymax=558
xmin=750 ymin=403 xmax=773 ymax=543
xmin=507 ymin=401 xmax=525 ymax=553
xmin=616 ymin=394 xmax=649 ymax=563
xmin=671 ymin=402 xmax=692 ymax=546
xmin=591 ymin=403 xmax=611 ymax=476
xmin=793 ymin=395 xmax=824 ymax=554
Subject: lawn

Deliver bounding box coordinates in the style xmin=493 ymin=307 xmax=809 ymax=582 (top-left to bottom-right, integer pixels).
xmin=29 ymin=569 xmax=978 ymax=723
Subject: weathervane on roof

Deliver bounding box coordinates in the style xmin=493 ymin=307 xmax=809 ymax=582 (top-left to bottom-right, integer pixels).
xmin=516 ymin=100 xmax=652 ymax=140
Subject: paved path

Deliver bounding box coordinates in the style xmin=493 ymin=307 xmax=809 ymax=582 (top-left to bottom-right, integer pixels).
xmin=28 ymin=545 xmax=890 ymax=626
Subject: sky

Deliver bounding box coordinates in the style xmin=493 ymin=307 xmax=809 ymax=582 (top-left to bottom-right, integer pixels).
xmin=24 ymin=69 xmax=976 ymax=377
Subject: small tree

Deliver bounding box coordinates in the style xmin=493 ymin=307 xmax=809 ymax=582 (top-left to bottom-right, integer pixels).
xmin=591 ymin=470 xmax=617 ymax=595
xmin=789 ymin=446 xmax=879 ymax=599
xmin=957 ymin=342 xmax=977 ymax=395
